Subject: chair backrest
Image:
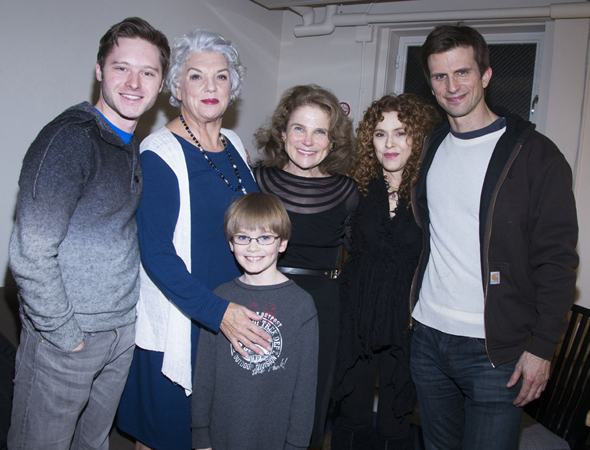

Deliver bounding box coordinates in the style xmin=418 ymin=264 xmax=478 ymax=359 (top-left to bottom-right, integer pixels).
xmin=525 ymin=304 xmax=590 ymax=450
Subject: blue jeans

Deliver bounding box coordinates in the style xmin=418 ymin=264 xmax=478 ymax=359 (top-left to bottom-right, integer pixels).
xmin=410 ymin=322 xmax=522 ymax=450
xmin=8 ymin=319 xmax=135 ymax=450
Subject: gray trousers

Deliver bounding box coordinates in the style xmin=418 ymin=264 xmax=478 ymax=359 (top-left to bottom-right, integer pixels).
xmin=8 ymin=319 xmax=135 ymax=450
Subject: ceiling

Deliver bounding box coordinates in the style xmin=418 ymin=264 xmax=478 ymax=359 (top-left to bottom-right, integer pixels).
xmin=252 ymin=0 xmax=386 ymax=9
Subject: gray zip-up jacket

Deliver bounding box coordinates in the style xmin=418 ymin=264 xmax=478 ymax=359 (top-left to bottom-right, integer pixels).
xmin=10 ymin=102 xmax=143 ymax=351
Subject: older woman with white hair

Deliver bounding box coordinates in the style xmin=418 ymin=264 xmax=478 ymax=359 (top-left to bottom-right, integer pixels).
xmin=117 ymin=29 xmax=269 ymax=450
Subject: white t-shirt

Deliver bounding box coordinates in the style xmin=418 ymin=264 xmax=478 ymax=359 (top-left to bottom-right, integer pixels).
xmin=412 ymin=124 xmax=505 ymax=338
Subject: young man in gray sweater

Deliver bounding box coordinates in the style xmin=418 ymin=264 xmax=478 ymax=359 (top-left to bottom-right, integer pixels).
xmin=8 ymin=17 xmax=170 ymax=450
xmin=192 ymin=193 xmax=319 ymax=450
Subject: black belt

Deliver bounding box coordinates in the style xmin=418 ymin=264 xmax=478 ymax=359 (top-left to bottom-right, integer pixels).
xmin=278 ymin=267 xmax=340 ymax=279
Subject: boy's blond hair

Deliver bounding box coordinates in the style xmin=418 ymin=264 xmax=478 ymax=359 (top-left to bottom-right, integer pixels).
xmin=224 ymin=192 xmax=291 ymax=241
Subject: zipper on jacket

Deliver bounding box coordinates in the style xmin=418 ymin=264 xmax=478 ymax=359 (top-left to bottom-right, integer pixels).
xmin=408 ymin=200 xmax=424 ymax=330
xmin=408 ymin=209 xmax=422 ymax=330
xmin=482 ymin=142 xmax=523 ymax=368
xmin=408 ymin=135 xmax=432 ymax=330
xmin=408 ymin=264 xmax=422 ymax=330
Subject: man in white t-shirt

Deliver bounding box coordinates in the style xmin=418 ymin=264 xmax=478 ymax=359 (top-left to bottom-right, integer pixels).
xmin=410 ymin=24 xmax=578 ymax=450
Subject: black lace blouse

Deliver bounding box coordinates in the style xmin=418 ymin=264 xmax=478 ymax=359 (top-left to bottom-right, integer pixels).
xmin=254 ymin=166 xmax=359 ymax=271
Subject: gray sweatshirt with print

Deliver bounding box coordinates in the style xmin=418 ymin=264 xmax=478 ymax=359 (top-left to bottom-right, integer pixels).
xmin=9 ymin=102 xmax=142 ymax=351
xmin=192 ymin=279 xmax=319 ymax=450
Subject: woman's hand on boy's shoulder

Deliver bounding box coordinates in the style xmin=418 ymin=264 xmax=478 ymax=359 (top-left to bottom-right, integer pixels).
xmin=220 ymin=302 xmax=272 ymax=358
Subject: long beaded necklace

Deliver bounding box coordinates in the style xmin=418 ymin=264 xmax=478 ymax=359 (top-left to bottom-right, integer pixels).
xmin=179 ymin=115 xmax=247 ymax=194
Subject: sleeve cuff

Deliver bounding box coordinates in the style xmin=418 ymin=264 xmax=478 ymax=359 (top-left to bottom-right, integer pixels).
xmin=209 ymin=299 xmax=230 ymax=333
xmin=526 ymin=335 xmax=558 ymax=362
xmin=191 ymin=427 xmax=212 ymax=449
xmin=284 ymin=442 xmax=307 ymax=450
xmin=40 ymin=318 xmax=84 ymax=351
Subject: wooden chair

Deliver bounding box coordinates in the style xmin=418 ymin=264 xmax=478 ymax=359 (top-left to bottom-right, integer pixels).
xmin=521 ymin=304 xmax=590 ymax=450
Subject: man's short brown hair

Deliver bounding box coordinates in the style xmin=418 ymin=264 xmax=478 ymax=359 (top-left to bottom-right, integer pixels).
xmin=421 ymin=25 xmax=489 ymax=86
xmin=97 ymin=17 xmax=170 ymax=79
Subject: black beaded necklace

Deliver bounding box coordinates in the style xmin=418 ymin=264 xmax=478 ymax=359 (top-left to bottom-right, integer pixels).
xmin=179 ymin=115 xmax=247 ymax=194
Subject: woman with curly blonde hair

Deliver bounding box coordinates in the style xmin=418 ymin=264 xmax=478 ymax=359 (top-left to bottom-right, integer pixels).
xmin=332 ymin=93 xmax=438 ymax=450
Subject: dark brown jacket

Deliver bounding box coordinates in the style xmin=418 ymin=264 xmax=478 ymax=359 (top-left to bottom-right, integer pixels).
xmin=410 ymin=107 xmax=578 ymax=367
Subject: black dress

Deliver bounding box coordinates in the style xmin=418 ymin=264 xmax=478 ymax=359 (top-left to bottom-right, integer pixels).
xmin=332 ymin=176 xmax=422 ymax=449
xmin=254 ymin=166 xmax=358 ymax=446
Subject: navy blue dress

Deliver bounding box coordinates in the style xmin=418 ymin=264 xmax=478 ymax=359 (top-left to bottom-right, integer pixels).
xmin=117 ymin=133 xmax=258 ymax=450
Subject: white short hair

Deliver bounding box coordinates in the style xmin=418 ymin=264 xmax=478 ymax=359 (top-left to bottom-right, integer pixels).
xmin=166 ymin=29 xmax=245 ymax=107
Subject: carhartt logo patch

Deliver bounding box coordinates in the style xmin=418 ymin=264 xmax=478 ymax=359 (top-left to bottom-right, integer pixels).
xmin=490 ymin=271 xmax=500 ymax=285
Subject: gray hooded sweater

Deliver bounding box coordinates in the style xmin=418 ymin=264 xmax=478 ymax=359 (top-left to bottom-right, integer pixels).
xmin=9 ymin=102 xmax=142 ymax=351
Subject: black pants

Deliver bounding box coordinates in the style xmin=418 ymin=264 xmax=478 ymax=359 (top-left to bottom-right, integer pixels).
xmin=285 ymin=274 xmax=339 ymax=447
xmin=332 ymin=347 xmax=415 ymax=450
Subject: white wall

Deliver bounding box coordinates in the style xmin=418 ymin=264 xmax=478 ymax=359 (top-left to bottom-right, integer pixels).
xmin=276 ymin=10 xmax=363 ymax=120
xmin=278 ymin=0 xmax=590 ymax=307
xmin=573 ymin=24 xmax=590 ymax=312
xmin=0 ymin=0 xmax=283 ymax=286
xmin=3 ymin=0 xmax=589 ymax=311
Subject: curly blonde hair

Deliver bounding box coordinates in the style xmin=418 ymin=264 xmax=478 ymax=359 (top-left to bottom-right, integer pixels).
xmin=352 ymin=94 xmax=439 ymax=199
xmin=254 ymin=85 xmax=355 ymax=176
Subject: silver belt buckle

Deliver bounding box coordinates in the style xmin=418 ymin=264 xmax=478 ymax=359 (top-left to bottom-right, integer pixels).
xmin=325 ymin=269 xmax=339 ymax=279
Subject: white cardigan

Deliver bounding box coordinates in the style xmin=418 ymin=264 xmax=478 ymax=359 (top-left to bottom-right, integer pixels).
xmin=135 ymin=126 xmax=251 ymax=395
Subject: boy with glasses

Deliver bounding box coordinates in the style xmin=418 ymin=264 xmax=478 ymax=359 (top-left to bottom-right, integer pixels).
xmin=191 ymin=192 xmax=319 ymax=450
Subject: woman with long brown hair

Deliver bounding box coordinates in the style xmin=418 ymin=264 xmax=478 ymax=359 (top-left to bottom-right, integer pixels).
xmin=254 ymin=85 xmax=359 ymax=448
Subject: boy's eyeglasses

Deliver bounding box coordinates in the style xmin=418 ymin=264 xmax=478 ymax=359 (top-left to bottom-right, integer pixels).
xmin=231 ymin=235 xmax=280 ymax=246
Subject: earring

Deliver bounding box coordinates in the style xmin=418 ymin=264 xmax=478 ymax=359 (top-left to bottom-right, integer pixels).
xmin=282 ymin=136 xmax=286 ymax=142
xmin=329 ymin=143 xmax=334 ymax=152
xmin=228 ymin=95 xmax=234 ymax=107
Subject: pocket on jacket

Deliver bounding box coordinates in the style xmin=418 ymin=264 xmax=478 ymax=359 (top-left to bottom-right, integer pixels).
xmin=488 ymin=262 xmax=532 ymax=304
xmin=488 ymin=261 xmax=535 ymax=331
